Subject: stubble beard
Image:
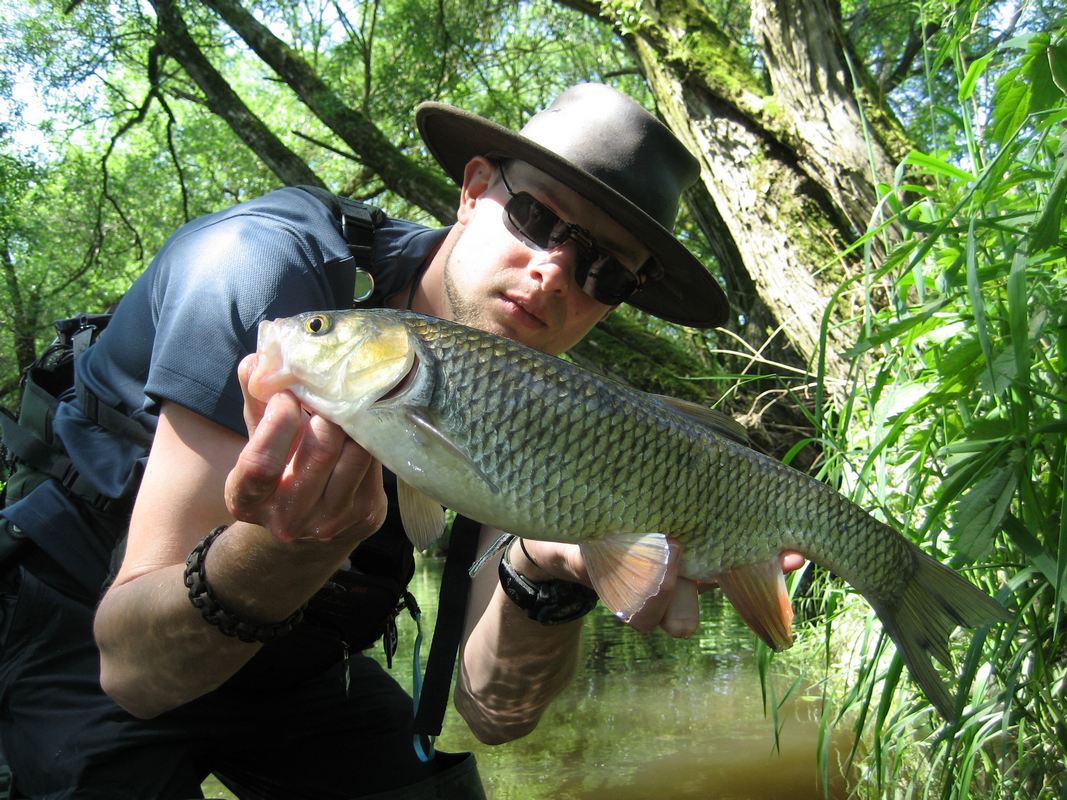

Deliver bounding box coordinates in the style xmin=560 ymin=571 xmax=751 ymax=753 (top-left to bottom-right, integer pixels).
xmin=442 ymin=255 xmax=505 ymax=337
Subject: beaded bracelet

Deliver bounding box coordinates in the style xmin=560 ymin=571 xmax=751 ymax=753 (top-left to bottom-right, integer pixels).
xmin=184 ymin=525 xmax=307 ymax=643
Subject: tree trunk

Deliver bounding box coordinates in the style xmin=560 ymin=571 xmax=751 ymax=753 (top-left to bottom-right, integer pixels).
xmin=151 ymin=0 xmax=327 ymax=190
xmin=199 ymin=0 xmax=459 ymax=223
xmin=562 ymin=0 xmax=911 ymax=384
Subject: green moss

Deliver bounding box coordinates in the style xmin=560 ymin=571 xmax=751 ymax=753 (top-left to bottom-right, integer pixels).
xmin=640 ymin=0 xmax=764 ymax=102
xmin=568 ymin=312 xmax=715 ymax=403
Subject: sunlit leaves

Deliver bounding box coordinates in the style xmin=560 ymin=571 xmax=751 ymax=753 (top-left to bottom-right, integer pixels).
xmin=989 ymin=32 xmax=1067 ymax=149
xmin=827 ymin=12 xmax=1067 ymax=796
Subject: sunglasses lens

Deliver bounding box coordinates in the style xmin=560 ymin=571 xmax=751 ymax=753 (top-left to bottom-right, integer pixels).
xmin=577 ymin=255 xmax=641 ymax=306
xmin=499 ymin=173 xmax=656 ymax=306
xmin=505 ymin=194 xmax=569 ymax=249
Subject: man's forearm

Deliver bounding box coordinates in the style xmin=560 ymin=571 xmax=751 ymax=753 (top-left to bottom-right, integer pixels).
xmin=95 ymin=521 xmax=359 ymax=718
xmin=454 ymin=535 xmax=584 ymax=744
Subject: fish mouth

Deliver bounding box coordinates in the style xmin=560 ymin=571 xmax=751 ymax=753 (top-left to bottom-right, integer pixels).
xmin=248 ymin=321 xmax=294 ymax=401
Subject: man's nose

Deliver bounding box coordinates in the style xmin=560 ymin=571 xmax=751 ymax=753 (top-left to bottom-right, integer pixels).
xmin=529 ymin=241 xmax=580 ymax=293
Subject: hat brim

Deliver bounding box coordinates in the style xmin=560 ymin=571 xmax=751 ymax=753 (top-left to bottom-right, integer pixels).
xmin=416 ymin=102 xmax=729 ymax=328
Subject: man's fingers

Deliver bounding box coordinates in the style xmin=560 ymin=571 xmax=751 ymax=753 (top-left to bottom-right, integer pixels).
xmin=781 ymin=551 xmax=806 ymax=573
xmin=224 ymin=392 xmax=304 ymax=520
xmin=236 ymin=354 xmax=268 ymax=436
xmin=659 ymin=578 xmax=700 ymax=638
xmin=305 ymin=437 xmax=387 ymax=542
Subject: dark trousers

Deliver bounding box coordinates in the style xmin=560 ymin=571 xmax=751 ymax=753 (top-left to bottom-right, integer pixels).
xmin=0 ymin=568 xmax=482 ymax=800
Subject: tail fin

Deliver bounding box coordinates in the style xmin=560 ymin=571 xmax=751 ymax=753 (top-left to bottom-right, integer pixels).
xmin=874 ymin=549 xmax=1010 ymax=721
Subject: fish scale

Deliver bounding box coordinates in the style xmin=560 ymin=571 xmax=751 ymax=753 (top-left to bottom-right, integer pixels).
xmin=252 ymin=307 xmax=1010 ymax=721
xmin=413 ymin=313 xmax=894 ymax=578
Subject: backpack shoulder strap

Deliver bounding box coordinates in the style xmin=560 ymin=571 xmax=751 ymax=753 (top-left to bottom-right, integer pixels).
xmin=412 ymin=514 xmax=481 ymax=750
xmin=296 ymin=185 xmax=384 ymax=264
xmin=295 ymin=185 xmax=387 ymax=308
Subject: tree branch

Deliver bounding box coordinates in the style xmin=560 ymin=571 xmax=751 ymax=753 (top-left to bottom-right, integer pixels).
xmin=881 ymin=22 xmax=939 ymax=96
xmin=151 ymin=0 xmax=327 ymax=190
xmin=200 ymin=0 xmax=457 ymax=222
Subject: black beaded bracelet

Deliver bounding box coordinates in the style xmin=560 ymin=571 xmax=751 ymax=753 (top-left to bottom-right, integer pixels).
xmin=184 ymin=525 xmax=307 ymax=643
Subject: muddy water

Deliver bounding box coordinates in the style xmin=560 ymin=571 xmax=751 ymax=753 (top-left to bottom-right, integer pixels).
xmin=201 ymin=556 xmax=853 ymax=799
xmin=397 ymin=558 xmax=853 ymax=800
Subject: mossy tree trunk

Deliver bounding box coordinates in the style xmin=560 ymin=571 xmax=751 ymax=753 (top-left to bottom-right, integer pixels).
xmin=561 ymin=0 xmax=911 ymax=382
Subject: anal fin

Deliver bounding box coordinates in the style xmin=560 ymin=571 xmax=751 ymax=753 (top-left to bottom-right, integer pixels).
xmin=717 ymin=558 xmax=794 ymax=650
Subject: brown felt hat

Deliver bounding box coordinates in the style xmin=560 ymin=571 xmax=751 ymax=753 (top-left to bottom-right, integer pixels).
xmin=415 ymin=83 xmax=729 ymax=328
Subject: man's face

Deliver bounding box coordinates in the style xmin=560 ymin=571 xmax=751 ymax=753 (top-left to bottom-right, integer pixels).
xmin=435 ymin=159 xmax=651 ymax=355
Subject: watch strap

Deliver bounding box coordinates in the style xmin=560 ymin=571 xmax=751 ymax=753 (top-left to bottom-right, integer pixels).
xmin=498 ymin=538 xmax=598 ymax=625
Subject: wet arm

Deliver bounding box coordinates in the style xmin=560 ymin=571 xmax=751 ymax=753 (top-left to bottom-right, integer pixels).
xmin=452 ymin=530 xmax=585 ymax=744
xmin=455 ymin=533 xmax=715 ymax=743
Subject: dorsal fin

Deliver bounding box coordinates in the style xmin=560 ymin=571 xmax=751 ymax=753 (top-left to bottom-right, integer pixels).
xmin=652 ymin=394 xmax=750 ymax=446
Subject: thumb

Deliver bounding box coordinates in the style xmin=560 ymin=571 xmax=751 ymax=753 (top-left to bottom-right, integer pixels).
xmin=237 ymin=353 xmax=269 ymax=437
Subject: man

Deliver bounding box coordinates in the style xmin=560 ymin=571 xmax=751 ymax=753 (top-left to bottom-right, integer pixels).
xmin=0 ymin=83 xmax=799 ymax=798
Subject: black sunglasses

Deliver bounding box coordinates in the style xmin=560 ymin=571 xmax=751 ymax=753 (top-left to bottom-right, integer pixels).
xmin=497 ymin=163 xmax=662 ymax=306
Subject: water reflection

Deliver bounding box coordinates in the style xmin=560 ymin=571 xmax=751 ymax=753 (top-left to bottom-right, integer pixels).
xmin=381 ymin=557 xmax=853 ymax=800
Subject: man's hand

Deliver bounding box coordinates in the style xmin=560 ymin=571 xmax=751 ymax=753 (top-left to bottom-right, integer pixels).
xmin=224 ymin=353 xmax=387 ymax=544
xmin=515 ymin=539 xmax=806 ymax=637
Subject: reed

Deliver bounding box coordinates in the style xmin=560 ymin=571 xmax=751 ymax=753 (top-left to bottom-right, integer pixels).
xmin=800 ymin=19 xmax=1066 ymax=800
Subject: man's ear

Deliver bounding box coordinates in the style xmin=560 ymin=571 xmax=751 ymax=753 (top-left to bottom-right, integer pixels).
xmin=456 ymin=157 xmax=496 ymax=224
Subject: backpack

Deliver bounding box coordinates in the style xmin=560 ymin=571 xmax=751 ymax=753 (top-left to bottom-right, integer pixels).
xmin=0 ymin=188 xmax=381 ymax=525
xmin=0 ymin=186 xmax=469 ymax=755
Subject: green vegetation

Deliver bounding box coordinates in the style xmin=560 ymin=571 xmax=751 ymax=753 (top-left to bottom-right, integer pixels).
xmin=791 ymin=26 xmax=1067 ymax=799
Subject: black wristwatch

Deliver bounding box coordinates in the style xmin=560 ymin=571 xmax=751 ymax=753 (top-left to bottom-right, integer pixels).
xmin=498 ymin=538 xmax=598 ymax=625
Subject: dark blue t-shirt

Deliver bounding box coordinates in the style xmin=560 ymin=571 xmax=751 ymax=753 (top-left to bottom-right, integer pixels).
xmin=66 ymin=187 xmax=447 ymax=500
xmin=2 ymin=187 xmax=447 ymax=595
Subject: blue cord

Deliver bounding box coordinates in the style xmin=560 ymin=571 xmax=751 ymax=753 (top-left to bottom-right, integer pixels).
xmin=408 ymin=604 xmax=435 ymax=762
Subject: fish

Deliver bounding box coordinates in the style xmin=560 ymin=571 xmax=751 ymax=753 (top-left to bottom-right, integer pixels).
xmin=249 ymin=307 xmax=1009 ymax=721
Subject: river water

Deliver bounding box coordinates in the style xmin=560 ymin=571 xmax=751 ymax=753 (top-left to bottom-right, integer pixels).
xmin=202 ymin=556 xmax=853 ymax=799
xmin=386 ymin=557 xmax=853 ymax=800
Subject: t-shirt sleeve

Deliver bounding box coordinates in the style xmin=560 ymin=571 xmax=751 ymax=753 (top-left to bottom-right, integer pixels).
xmin=144 ymin=209 xmax=335 ymax=435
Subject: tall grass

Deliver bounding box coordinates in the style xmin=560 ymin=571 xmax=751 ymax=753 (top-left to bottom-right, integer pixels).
xmin=807 ymin=22 xmax=1066 ymax=800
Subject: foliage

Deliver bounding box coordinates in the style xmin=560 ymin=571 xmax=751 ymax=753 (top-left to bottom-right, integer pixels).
xmin=0 ymin=0 xmax=635 ymax=406
xmin=807 ymin=18 xmax=1067 ymax=798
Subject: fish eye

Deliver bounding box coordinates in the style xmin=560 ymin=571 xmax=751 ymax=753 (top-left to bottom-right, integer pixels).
xmin=304 ymin=314 xmax=332 ymax=335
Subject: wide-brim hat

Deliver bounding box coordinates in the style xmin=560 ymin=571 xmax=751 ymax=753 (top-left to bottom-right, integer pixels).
xmin=415 ymin=83 xmax=729 ymax=328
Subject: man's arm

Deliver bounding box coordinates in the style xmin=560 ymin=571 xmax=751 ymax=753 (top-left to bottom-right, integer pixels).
xmin=95 ymin=356 xmax=385 ymax=718
xmin=453 ymin=533 xmax=693 ymax=744
xmin=454 ymin=537 xmax=806 ymax=744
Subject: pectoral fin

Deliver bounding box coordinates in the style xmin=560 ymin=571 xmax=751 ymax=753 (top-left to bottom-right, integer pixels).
xmin=716 ymin=558 xmax=794 ymax=650
xmin=406 ymin=411 xmax=500 ymax=496
xmin=580 ymin=533 xmax=672 ymax=622
xmin=397 ymin=480 xmax=446 ymax=551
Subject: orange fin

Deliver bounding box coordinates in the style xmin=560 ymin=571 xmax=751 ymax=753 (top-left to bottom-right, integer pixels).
xmin=717 ymin=559 xmax=794 ymax=650
xmin=580 ymin=533 xmax=672 ymax=622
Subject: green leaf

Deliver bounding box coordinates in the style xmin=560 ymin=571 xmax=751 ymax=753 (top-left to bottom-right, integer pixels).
xmin=979 ymin=348 xmax=1019 ymax=396
xmin=904 ymin=149 xmax=975 ymax=183
xmin=952 ymin=463 xmax=1019 ymax=561
xmin=1007 ymin=247 xmax=1030 ymax=392
xmin=1002 ymin=514 xmax=1066 ymax=595
xmin=990 ymin=65 xmax=1032 ymax=148
xmin=990 ymin=33 xmax=1057 ymax=147
xmin=1050 ymin=41 xmax=1067 ymax=97
xmin=1030 ymin=129 xmax=1067 ymax=252
xmin=958 ymin=52 xmax=995 ymax=102
xmin=843 ymin=298 xmax=949 ymax=357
